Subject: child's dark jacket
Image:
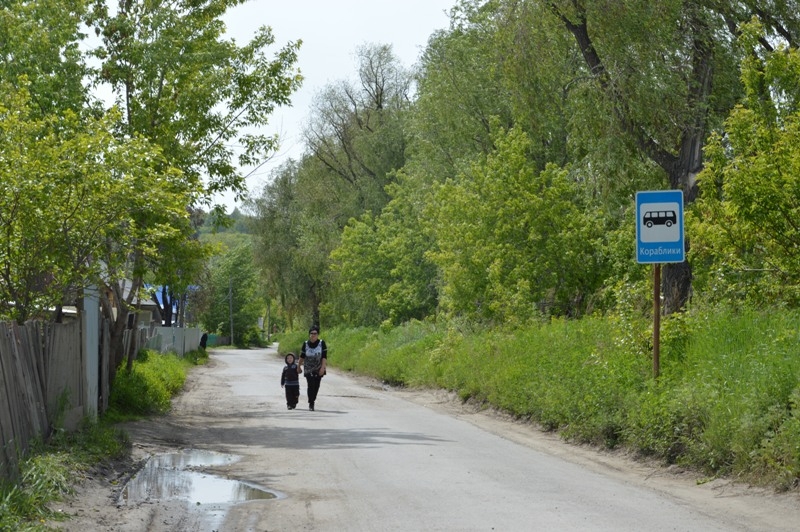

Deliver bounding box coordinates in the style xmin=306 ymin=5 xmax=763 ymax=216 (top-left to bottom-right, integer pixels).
xmin=281 ymin=360 xmax=300 ymax=387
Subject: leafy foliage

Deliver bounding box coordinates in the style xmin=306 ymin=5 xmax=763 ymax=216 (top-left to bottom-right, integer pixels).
xmin=88 ymin=0 xmax=302 ymax=202
xmin=329 ymin=170 xmax=439 ymax=326
xmin=251 ymin=0 xmax=789 ymax=325
xmin=691 ymin=22 xmax=800 ymax=306
xmin=0 ymin=0 xmax=90 ymax=119
xmin=0 ymin=81 xmax=187 ymax=322
xmin=304 ymin=44 xmax=412 ymax=213
xmin=430 ymin=126 xmax=607 ymax=322
xmin=246 ymin=160 xmax=327 ymax=328
xmin=198 ymin=242 xmax=263 ymax=346
xmin=250 ymin=44 xmax=415 ymax=327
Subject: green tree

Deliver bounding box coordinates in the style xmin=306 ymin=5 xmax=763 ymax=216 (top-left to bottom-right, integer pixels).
xmin=691 ymin=22 xmax=800 ymax=305
xmin=250 ymin=45 xmax=413 ymax=329
xmin=147 ymin=229 xmax=209 ymax=327
xmin=412 ymin=0 xmax=798 ymax=315
xmin=329 ymin=170 xmax=439 ymax=326
xmin=200 ymin=243 xmax=262 ymax=346
xmin=0 ymin=0 xmax=91 ymax=118
xmin=430 ymin=126 xmax=604 ymax=323
xmin=0 ymin=81 xmax=187 ymax=325
xmin=86 ymin=0 xmax=301 ymax=359
xmin=88 ymin=0 xmax=302 ymax=203
xmin=539 ymin=0 xmax=799 ymax=313
xmin=328 ymin=3 xmax=524 ymax=328
xmin=304 ymin=43 xmax=412 ymax=214
xmin=148 ymin=205 xmax=211 ymax=327
xmin=411 ymin=1 xmax=516 ymax=183
xmin=328 ymin=214 xmax=388 ymax=325
xmin=247 ymin=160 xmax=326 ymax=328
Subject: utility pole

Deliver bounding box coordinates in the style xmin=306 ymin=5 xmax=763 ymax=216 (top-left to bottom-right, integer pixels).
xmin=228 ymin=277 xmax=234 ymax=344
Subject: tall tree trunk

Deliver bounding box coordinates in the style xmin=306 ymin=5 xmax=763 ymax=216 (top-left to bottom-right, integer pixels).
xmin=152 ymin=285 xmax=174 ymax=326
xmin=662 ymin=129 xmax=705 ymax=314
xmin=100 ymin=276 xmax=141 ymax=385
xmin=660 ymin=27 xmax=713 ymax=314
xmin=310 ymin=283 xmax=321 ymax=327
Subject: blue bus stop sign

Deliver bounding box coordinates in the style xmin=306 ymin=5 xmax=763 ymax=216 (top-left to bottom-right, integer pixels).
xmin=636 ymin=190 xmax=685 ymax=264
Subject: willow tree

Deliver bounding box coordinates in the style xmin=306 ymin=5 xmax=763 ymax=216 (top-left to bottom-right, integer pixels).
xmin=539 ymin=0 xmax=800 ymax=312
xmin=412 ymin=2 xmax=517 ymax=182
xmin=303 ymin=43 xmax=413 ymax=215
xmin=322 ymin=6 xmax=522 ymax=327
xmin=248 ymin=44 xmax=414 ymax=327
xmin=413 ymin=0 xmax=798 ymax=314
xmin=247 ymin=160 xmax=321 ymax=329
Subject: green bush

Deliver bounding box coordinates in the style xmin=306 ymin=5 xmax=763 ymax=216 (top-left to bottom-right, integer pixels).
xmin=277 ymin=330 xmax=313 ymax=360
xmin=184 ymin=348 xmax=209 ymax=366
xmin=756 ymin=386 xmax=800 ymax=490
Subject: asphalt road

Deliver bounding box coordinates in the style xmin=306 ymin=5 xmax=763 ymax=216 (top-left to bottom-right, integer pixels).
xmin=116 ymin=346 xmax=800 ymax=532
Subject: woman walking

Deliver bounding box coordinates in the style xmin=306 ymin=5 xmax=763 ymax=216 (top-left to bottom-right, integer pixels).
xmin=299 ymin=325 xmax=327 ymax=411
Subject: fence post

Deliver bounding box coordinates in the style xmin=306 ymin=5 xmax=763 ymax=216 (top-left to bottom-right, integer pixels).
xmin=82 ymin=286 xmax=100 ymax=420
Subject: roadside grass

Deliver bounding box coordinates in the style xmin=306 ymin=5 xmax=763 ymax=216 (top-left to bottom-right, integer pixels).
xmin=0 ymin=348 xmax=205 ymax=530
xmin=279 ymin=307 xmax=800 ymax=491
xmin=0 ymin=451 xmax=77 ymax=531
xmin=0 ymin=419 xmax=131 ymax=532
xmin=105 ymin=348 xmax=208 ymax=421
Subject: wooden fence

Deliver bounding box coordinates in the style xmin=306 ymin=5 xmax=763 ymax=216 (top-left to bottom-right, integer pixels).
xmin=0 ymin=316 xmax=201 ymax=481
xmin=0 ymin=320 xmax=94 ymax=480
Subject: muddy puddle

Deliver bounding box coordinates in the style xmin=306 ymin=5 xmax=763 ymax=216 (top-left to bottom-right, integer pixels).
xmin=120 ymin=449 xmax=278 ymax=527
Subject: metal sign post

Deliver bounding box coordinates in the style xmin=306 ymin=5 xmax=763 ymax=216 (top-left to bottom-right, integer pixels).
xmin=653 ymin=264 xmax=661 ymax=378
xmin=636 ymin=190 xmax=685 ymax=378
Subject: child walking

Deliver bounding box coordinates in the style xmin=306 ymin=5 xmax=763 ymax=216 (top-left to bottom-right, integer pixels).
xmin=280 ymin=353 xmax=301 ymax=410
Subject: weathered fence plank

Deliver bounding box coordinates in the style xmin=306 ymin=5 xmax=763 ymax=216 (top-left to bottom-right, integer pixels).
xmin=45 ymin=320 xmax=84 ymax=431
xmin=100 ymin=319 xmax=110 ymax=414
xmin=2 ymin=328 xmax=25 ymax=457
xmin=0 ymin=324 xmax=21 ymax=478
xmin=17 ymin=323 xmax=48 ymax=436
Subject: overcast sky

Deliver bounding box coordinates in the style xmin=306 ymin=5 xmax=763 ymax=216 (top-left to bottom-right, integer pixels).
xmin=217 ymin=0 xmax=455 ymax=212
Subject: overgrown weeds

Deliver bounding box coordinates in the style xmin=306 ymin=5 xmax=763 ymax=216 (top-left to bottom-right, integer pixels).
xmin=292 ymin=307 xmax=800 ymax=491
xmin=0 ymin=419 xmax=129 ymax=531
xmin=107 ymin=349 xmax=205 ymax=420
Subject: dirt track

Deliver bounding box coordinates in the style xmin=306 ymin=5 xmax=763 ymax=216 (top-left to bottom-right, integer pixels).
xmin=48 ymin=346 xmax=800 ymax=531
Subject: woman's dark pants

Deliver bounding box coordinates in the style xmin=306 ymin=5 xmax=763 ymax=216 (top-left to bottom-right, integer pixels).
xmin=305 ymin=375 xmax=323 ymax=406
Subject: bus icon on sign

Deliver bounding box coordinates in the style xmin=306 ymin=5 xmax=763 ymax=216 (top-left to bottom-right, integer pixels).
xmin=643 ymin=210 xmax=676 ymax=228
